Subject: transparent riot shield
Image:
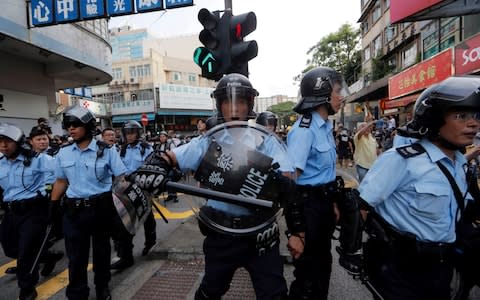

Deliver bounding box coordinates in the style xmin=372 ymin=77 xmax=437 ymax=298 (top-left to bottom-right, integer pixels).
xmin=183 ymin=121 xmax=295 ymax=236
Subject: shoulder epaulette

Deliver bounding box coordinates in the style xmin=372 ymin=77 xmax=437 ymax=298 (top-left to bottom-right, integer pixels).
xmin=396 ymin=142 xmax=426 ymax=158
xmin=299 ymin=113 xmax=312 ymax=128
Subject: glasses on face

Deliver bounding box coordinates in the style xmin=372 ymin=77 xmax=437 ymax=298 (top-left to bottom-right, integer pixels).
xmin=63 ymin=121 xmax=84 ymax=129
xmin=451 ymin=112 xmax=480 ymax=122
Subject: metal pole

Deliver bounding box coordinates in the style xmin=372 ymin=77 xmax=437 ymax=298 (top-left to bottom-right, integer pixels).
xmin=166 ymin=181 xmax=274 ymax=208
xmin=225 ymin=0 xmax=232 ymax=11
xmin=29 ymin=224 xmax=53 ymax=275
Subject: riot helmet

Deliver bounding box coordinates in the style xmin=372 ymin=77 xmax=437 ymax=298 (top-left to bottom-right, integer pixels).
xmin=62 ymin=105 xmax=96 ymax=131
xmin=0 ymin=123 xmax=25 ymax=144
xmin=407 ymin=76 xmax=480 ymax=137
xmin=122 ymin=120 xmax=142 ymax=143
xmin=211 ymin=73 xmax=259 ymax=122
xmin=256 ymin=111 xmax=278 ymax=132
xmin=294 ymin=66 xmax=349 ymax=115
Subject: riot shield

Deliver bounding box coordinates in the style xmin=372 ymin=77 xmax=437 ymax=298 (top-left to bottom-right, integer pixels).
xmin=112 ymin=178 xmax=152 ymax=235
xmin=187 ymin=121 xmax=294 ymax=236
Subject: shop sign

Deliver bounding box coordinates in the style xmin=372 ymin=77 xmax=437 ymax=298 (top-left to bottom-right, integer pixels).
xmin=455 ymin=32 xmax=480 ymax=75
xmin=390 ymin=0 xmax=443 ymax=23
xmin=389 ymin=48 xmax=453 ymax=99
xmin=111 ymin=99 xmax=154 ymax=115
xmin=78 ymin=99 xmax=107 ymax=116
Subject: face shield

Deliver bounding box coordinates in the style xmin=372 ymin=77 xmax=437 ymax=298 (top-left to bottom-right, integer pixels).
xmin=214 ymin=86 xmax=257 ymax=122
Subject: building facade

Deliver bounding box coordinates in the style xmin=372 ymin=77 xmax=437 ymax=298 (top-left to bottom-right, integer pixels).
xmin=349 ymin=0 xmax=480 ymax=127
xmin=0 ymin=1 xmax=112 ymax=134
xmin=91 ymin=27 xmax=216 ymax=134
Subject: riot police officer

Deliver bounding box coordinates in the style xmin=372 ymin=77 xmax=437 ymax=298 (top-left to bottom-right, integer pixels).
xmin=358 ymin=76 xmax=480 ymax=299
xmin=287 ymin=66 xmax=348 ymax=299
xmin=257 ymin=111 xmax=279 ymax=134
xmin=0 ymin=123 xmax=57 ymax=300
xmin=50 ymin=106 xmax=127 ymax=300
xmin=110 ymin=120 xmax=155 ymax=270
xmin=133 ymin=73 xmax=304 ymax=299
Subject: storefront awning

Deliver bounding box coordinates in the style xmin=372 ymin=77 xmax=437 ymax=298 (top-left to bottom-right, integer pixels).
xmin=384 ymin=93 xmax=419 ymax=109
xmin=112 ymin=113 xmax=155 ymax=123
xmin=347 ymin=77 xmax=389 ymax=104
xmin=157 ymin=110 xmax=213 ymax=116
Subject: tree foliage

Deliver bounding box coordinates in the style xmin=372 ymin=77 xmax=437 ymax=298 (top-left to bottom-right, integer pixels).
xmin=268 ymin=101 xmax=297 ymax=127
xmin=296 ymin=23 xmax=362 ymax=85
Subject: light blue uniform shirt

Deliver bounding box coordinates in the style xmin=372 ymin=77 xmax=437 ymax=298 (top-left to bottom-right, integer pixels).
xmin=55 ymin=139 xmax=127 ymax=198
xmin=0 ymin=152 xmax=55 ymax=201
xmin=393 ymin=134 xmax=419 ymax=148
xmin=287 ymin=113 xmax=336 ymax=185
xmin=121 ymin=143 xmax=153 ymax=175
xmin=359 ymin=139 xmax=471 ymax=243
xmin=173 ymin=128 xmax=294 ymax=215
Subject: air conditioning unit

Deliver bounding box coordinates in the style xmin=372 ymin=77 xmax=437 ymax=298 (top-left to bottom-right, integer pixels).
xmin=122 ymin=80 xmax=127 ymax=85
xmin=130 ymin=78 xmax=135 ymax=83
xmin=114 ymin=81 xmax=118 ymax=85
xmin=402 ymin=32 xmax=406 ymax=40
xmin=410 ymin=27 xmax=415 ymax=35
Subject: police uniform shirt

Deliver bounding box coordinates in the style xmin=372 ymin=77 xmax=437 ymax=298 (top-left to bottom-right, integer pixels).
xmin=287 ymin=113 xmax=336 ymax=185
xmin=0 ymin=152 xmax=54 ymax=201
xmin=359 ymin=139 xmax=472 ymax=243
xmin=122 ymin=143 xmax=153 ymax=175
xmin=55 ymin=139 xmax=127 ymax=198
xmin=173 ymin=127 xmax=294 ymax=215
xmin=392 ymin=134 xmax=419 ymax=148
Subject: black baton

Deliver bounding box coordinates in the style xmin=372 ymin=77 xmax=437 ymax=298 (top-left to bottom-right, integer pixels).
xmin=29 ymin=224 xmax=53 ymax=275
xmin=151 ymin=200 xmax=169 ymax=223
xmin=165 ymin=181 xmax=273 ymax=208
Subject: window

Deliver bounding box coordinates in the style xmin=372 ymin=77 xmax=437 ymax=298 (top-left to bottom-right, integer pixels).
xmin=173 ymin=72 xmax=182 ymax=81
xmin=373 ymin=35 xmax=382 ymax=57
xmin=364 ymin=46 xmax=371 ymax=61
xmin=387 ymin=56 xmax=396 ymax=70
xmin=188 ymin=73 xmax=196 ymax=83
xmin=402 ymin=43 xmax=417 ymax=68
xmin=362 ymin=21 xmax=369 ymax=35
xmin=372 ymin=5 xmax=382 ymax=23
xmin=385 ymin=25 xmax=396 ymax=43
xmin=144 ymin=64 xmax=151 ymax=77
xmin=136 ymin=65 xmax=144 ymax=77
xmin=112 ymin=68 xmax=122 ymax=80
xmin=384 ymin=0 xmax=390 ymax=10
xmin=129 ymin=66 xmax=136 ymax=78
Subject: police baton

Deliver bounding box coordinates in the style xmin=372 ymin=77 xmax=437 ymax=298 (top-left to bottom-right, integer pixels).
xmin=165 ymin=181 xmax=273 ymax=208
xmin=29 ymin=223 xmax=52 ymax=275
xmin=151 ymin=200 xmax=169 ymax=223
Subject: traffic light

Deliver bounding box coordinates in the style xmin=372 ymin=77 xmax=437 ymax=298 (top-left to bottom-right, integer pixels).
xmin=194 ymin=8 xmax=258 ymax=80
xmin=229 ymin=12 xmax=258 ymax=76
xmin=194 ymin=8 xmax=228 ymax=81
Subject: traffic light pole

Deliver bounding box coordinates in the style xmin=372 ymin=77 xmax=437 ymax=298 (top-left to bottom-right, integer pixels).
xmin=225 ymin=0 xmax=232 ymax=10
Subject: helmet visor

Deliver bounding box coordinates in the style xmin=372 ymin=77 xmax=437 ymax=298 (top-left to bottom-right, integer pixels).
xmin=215 ymin=86 xmax=256 ymax=121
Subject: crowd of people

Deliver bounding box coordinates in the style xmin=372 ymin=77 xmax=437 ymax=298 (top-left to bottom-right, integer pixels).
xmin=1 ymin=69 xmax=480 ymax=300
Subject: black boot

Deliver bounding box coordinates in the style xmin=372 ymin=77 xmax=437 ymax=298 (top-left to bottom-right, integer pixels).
xmin=142 ymin=240 xmax=156 ymax=256
xmin=5 ymin=266 xmax=17 ymax=274
xmin=110 ymin=256 xmax=134 ymax=270
xmin=19 ymin=288 xmax=37 ymax=300
xmin=41 ymin=250 xmax=64 ymax=276
xmin=96 ymin=287 xmax=112 ymax=300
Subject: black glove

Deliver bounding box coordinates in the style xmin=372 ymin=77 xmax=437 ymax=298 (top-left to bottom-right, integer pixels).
xmin=134 ymin=151 xmax=171 ymax=195
xmin=47 ymin=201 xmax=61 ymax=225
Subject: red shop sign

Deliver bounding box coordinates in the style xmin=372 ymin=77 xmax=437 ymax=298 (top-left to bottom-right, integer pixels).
xmin=455 ymin=32 xmax=480 ymax=75
xmin=389 ymin=48 xmax=453 ymax=99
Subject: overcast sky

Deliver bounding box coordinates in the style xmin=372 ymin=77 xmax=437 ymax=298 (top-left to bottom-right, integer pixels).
xmin=109 ymin=0 xmax=361 ymax=97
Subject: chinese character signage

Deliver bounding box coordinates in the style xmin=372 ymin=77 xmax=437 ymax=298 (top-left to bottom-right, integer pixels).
xmin=31 ymin=0 xmax=55 ymax=26
xmin=107 ymin=0 xmax=134 ymax=16
xmin=136 ymin=0 xmax=163 ymax=12
xmin=388 ymin=48 xmax=453 ymax=99
xmin=165 ymin=0 xmax=193 ymax=9
xmin=30 ymin=0 xmax=193 ymax=27
xmin=80 ymin=0 xmax=106 ymax=19
xmin=111 ymin=100 xmax=155 ymax=115
xmin=455 ymin=32 xmax=480 ymax=76
xmin=55 ymin=0 xmax=79 ymax=23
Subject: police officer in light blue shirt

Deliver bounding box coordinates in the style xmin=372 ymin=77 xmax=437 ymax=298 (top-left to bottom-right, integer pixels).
xmin=359 ymin=77 xmax=480 ymax=300
xmin=0 ymin=123 xmax=56 ymax=300
xmin=286 ymin=67 xmax=348 ymax=300
xmin=110 ymin=120 xmax=155 ymax=270
xmin=134 ymin=74 xmax=304 ymax=300
xmin=50 ymin=106 xmax=127 ymax=300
